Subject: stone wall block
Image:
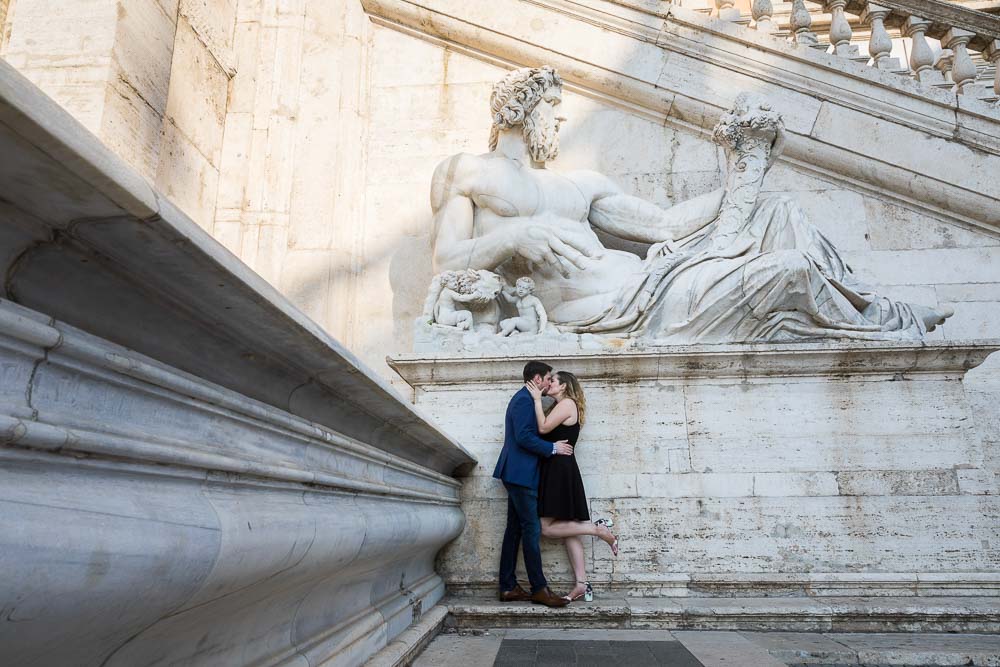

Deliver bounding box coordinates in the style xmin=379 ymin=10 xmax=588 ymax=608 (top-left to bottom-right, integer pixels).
xmin=227 ymin=20 xmax=260 ymax=114
xmin=685 ymin=379 xmax=981 ymax=473
xmin=179 ymin=0 xmax=237 ymax=73
xmin=863 ymin=199 xmax=999 ymax=252
xmin=753 ymin=472 xmax=840 ymax=496
xmin=163 ymin=17 xmax=229 ymax=168
xmin=810 ymin=101 xmax=1000 ymax=201
xmin=154 ymin=120 xmax=221 ymax=231
xmin=842 ymin=248 xmax=1000 ymax=288
xmin=636 ymin=472 xmax=755 ymax=497
xmin=110 ymin=0 xmax=176 ymax=118
xmin=836 ymin=470 xmax=961 ymax=496
xmin=216 ymin=111 xmax=253 ymax=211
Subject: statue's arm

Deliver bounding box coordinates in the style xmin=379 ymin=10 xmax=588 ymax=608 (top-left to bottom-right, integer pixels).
xmin=431 ymin=156 xmax=599 ymax=275
xmin=431 ymin=155 xmax=517 ymax=272
xmin=532 ymin=296 xmax=548 ymax=332
xmin=573 ymin=170 xmax=724 ymax=243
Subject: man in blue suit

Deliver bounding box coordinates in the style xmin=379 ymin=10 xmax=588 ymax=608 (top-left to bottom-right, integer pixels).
xmin=494 ymin=360 xmax=574 ymax=607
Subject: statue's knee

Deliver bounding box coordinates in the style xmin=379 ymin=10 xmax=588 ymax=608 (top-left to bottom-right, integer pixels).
xmin=771 ymin=249 xmax=811 ymax=275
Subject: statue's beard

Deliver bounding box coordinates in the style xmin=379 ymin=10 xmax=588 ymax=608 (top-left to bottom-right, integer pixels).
xmin=523 ymin=108 xmax=559 ymax=162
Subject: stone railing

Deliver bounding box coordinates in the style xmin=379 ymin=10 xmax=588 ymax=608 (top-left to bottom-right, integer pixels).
xmin=706 ymin=0 xmax=1000 ymax=103
xmin=0 ymin=59 xmax=475 ymax=666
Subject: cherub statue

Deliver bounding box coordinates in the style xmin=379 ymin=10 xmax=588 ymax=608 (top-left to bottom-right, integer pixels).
xmin=423 ymin=269 xmax=504 ymax=333
xmin=499 ymin=277 xmax=547 ymax=336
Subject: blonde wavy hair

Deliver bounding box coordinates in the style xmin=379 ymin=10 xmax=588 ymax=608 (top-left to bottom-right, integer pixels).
xmin=551 ymin=371 xmax=586 ymax=426
xmin=488 ymin=65 xmax=563 ymax=152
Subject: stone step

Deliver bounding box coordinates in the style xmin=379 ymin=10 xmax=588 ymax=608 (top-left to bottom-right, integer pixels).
xmin=444 ymin=596 xmax=1000 ymax=634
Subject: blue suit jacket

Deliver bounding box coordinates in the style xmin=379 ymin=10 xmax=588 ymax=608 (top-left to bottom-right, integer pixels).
xmin=493 ymin=387 xmax=553 ymax=488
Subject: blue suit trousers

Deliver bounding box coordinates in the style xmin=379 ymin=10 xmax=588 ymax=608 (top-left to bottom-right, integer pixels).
xmin=498 ymin=481 xmax=547 ymax=593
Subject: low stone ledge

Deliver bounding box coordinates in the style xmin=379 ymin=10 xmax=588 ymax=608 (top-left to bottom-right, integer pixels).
xmin=446 ymin=573 xmax=1000 ymax=600
xmin=445 ymin=596 xmax=1000 ymax=633
xmin=389 ymin=339 xmax=1000 ymax=386
xmin=367 ymin=605 xmax=449 ymax=667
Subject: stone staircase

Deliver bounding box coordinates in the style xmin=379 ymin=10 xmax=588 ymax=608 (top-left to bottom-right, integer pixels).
xmin=443 ymin=596 xmax=1000 ymax=633
xmin=675 ymin=0 xmax=1000 ymax=103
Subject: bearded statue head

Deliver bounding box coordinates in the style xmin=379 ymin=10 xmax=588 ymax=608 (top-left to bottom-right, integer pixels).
xmin=488 ymin=65 xmax=564 ymax=163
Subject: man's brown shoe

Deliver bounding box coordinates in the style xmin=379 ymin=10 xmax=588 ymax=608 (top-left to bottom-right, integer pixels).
xmin=530 ymin=587 xmax=570 ymax=608
xmin=498 ymin=585 xmax=531 ymax=602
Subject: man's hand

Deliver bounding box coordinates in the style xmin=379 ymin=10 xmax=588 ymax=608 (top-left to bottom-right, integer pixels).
xmin=507 ymin=218 xmax=602 ymax=277
xmin=554 ymin=440 xmax=573 ymax=456
xmin=525 ymin=380 xmax=543 ymax=401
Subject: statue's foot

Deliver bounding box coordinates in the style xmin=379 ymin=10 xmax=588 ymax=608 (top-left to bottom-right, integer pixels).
xmin=915 ymin=304 xmax=954 ymax=332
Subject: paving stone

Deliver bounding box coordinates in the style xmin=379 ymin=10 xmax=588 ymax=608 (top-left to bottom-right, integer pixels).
xmin=831 ymin=632 xmax=1000 ymax=666
xmin=742 ymin=631 xmax=858 ymax=664
xmin=674 ymin=631 xmax=788 ymax=667
xmin=411 ymin=633 xmax=504 ymax=666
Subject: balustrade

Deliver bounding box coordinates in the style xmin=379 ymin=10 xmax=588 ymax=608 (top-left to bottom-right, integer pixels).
xmin=700 ymin=0 xmax=1000 ymax=104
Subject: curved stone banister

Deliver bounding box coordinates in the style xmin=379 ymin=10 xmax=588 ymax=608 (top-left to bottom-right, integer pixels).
xmin=0 ymin=58 xmax=475 ymax=477
xmin=0 ymin=57 xmax=475 ymax=666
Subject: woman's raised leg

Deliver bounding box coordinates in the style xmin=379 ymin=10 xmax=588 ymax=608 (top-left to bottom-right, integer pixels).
xmin=541 ymin=518 xmax=616 ymax=550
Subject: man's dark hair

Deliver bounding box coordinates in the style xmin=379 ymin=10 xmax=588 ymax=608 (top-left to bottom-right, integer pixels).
xmin=522 ymin=360 xmax=552 ymax=383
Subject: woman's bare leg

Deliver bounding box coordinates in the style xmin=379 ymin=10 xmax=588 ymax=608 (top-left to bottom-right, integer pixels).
xmin=564 ymin=536 xmax=587 ymax=598
xmin=540 ymin=517 xmax=615 ymax=547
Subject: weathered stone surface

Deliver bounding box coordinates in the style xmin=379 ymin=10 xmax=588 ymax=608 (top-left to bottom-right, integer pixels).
xmin=444 ymin=596 xmax=1000 ymax=633
xmin=742 ymin=631 xmax=858 ymax=665
xmin=672 ymin=631 xmax=786 ymax=666
xmin=0 ymin=62 xmax=474 ymax=666
xmin=392 ymin=345 xmax=1000 ymax=598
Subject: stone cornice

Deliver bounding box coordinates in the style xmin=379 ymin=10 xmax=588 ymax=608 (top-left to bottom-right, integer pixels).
xmin=362 ymin=0 xmax=1000 ymax=236
xmin=388 ymin=340 xmax=1000 ymax=386
xmin=0 ymin=60 xmax=475 ymax=476
xmin=0 ymin=300 xmax=461 ymax=503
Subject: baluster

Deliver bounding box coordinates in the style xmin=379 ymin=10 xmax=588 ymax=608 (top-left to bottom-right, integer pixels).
xmin=903 ymin=17 xmax=944 ymax=84
xmin=986 ymin=39 xmax=1000 ymax=104
xmin=942 ymin=29 xmax=979 ymax=94
xmin=716 ymin=0 xmax=741 ymax=22
xmin=790 ymin=0 xmax=819 ymax=46
xmin=827 ymin=0 xmax=855 ymax=57
xmin=861 ymin=4 xmax=898 ymax=70
xmin=752 ymin=0 xmax=776 ymax=33
xmin=935 ymin=49 xmax=955 ymax=85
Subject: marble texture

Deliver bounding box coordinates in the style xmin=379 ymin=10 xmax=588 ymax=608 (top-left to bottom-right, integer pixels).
xmin=0 ymin=58 xmax=474 ymax=666
xmin=427 ymin=76 xmax=952 ymax=345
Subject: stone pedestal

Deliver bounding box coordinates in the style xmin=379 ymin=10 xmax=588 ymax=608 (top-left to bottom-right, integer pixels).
xmin=390 ymin=341 xmax=1000 ymax=602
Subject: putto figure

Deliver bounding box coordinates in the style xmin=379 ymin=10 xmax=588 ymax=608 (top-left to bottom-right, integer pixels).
xmin=500 ymin=277 xmax=548 ymax=336
xmin=423 ymin=269 xmax=504 ymax=333
xmin=429 ymin=65 xmax=953 ymax=342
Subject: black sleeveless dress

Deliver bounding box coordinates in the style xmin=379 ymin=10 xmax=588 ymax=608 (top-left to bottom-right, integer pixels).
xmin=538 ymin=422 xmax=590 ymax=521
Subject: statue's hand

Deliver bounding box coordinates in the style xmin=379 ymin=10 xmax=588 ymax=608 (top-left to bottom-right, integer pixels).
xmin=508 ymin=219 xmax=602 ymax=277
xmin=765 ymin=123 xmax=786 ymax=173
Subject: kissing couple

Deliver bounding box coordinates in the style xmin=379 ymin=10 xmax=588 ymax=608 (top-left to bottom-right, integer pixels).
xmin=493 ymin=360 xmax=620 ymax=607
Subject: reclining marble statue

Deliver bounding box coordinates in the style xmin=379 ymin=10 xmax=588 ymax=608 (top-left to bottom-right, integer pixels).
xmin=425 ymin=65 xmax=953 ymax=343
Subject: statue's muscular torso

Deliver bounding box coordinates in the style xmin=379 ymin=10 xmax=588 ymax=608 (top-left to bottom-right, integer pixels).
xmin=432 ymin=153 xmax=645 ymax=322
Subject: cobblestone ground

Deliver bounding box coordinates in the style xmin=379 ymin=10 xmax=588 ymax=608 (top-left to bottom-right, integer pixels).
xmin=410 ymin=628 xmax=1000 ymax=667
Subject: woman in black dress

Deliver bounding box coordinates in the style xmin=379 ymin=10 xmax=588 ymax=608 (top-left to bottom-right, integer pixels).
xmin=526 ymin=371 xmax=619 ymax=602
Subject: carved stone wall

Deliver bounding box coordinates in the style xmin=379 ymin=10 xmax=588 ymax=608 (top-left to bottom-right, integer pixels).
xmin=2 ymin=0 xmax=998 ymax=381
